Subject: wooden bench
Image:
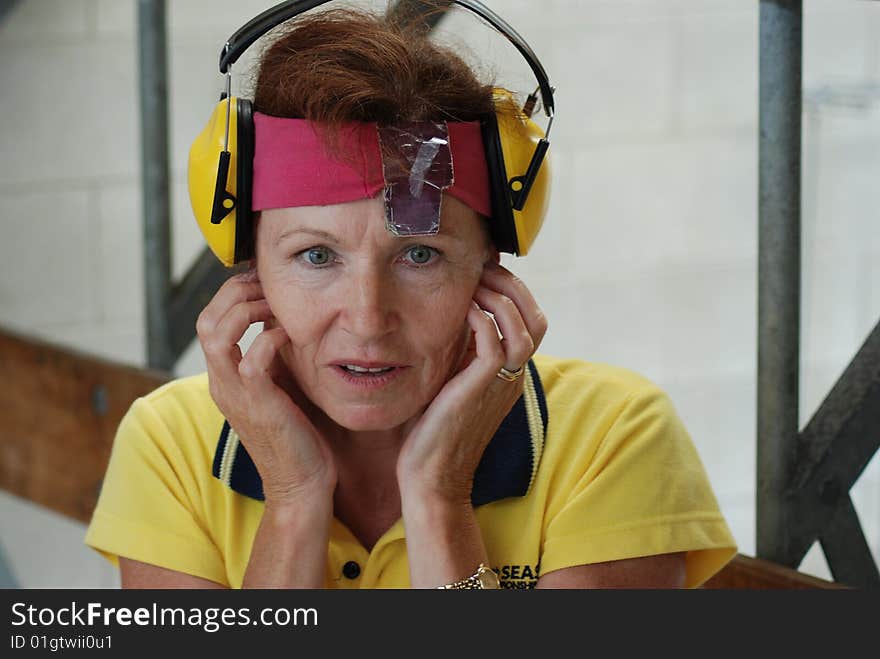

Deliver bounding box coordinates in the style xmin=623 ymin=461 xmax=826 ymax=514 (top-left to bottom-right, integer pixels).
xmin=703 ymin=553 xmax=847 ymax=589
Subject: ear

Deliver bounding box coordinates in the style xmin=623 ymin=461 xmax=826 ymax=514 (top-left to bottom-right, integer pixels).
xmin=237 ymin=257 xmax=273 ymax=328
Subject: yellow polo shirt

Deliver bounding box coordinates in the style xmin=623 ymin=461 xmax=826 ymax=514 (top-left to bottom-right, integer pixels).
xmin=85 ymin=354 xmax=737 ymax=588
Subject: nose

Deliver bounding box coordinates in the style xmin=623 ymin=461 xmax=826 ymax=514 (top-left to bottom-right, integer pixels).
xmin=341 ymin=264 xmax=398 ymax=341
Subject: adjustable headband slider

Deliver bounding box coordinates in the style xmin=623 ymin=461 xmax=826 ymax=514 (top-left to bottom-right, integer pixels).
xmin=210 ymin=151 xmax=237 ymax=224
xmin=509 ymin=138 xmax=550 ymax=212
xmin=219 ymin=41 xmax=232 ymax=74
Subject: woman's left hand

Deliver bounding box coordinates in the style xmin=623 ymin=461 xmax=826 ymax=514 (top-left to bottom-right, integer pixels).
xmin=396 ymin=261 xmax=548 ymax=503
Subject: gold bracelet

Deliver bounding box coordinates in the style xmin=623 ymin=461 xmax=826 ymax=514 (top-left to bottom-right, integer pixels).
xmin=437 ymin=564 xmax=500 ymax=589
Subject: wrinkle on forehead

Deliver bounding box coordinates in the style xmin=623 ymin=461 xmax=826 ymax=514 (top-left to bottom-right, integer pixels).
xmin=259 ymin=194 xmax=489 ymax=256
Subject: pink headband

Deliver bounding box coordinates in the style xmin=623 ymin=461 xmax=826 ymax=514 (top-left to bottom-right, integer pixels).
xmin=252 ymin=112 xmax=492 ymax=218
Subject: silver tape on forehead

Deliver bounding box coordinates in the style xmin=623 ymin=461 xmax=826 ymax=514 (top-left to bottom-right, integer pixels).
xmin=377 ymin=121 xmax=454 ymax=237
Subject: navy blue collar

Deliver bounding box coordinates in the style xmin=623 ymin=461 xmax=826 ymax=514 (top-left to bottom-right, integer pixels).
xmin=212 ymin=360 xmax=548 ymax=507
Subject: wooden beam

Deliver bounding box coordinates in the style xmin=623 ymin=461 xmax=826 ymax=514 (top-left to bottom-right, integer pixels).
xmin=703 ymin=553 xmax=849 ymax=589
xmin=0 ymin=328 xmax=169 ymax=523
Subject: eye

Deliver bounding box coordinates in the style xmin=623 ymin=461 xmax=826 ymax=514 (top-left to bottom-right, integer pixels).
xmin=404 ymin=245 xmax=437 ymax=266
xmin=300 ymin=246 xmax=332 ymax=266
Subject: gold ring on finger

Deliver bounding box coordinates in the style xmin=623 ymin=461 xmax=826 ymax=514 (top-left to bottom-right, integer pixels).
xmin=496 ymin=364 xmax=525 ymax=382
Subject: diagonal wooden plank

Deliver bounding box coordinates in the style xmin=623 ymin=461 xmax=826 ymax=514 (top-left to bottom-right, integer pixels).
xmin=819 ymin=496 xmax=880 ymax=589
xmin=0 ymin=328 xmax=169 ymax=523
xmin=796 ymin=319 xmax=880 ymax=492
xmin=778 ymin=320 xmax=880 ymax=567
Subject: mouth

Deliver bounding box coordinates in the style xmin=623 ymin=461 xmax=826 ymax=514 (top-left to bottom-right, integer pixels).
xmin=331 ymin=361 xmax=408 ymax=388
xmin=338 ymin=364 xmax=397 ymax=375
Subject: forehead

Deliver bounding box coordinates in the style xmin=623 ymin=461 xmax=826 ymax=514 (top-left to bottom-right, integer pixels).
xmin=262 ymin=193 xmax=485 ymax=245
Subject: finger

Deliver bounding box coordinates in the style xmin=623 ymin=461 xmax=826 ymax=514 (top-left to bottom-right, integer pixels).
xmin=205 ymin=349 xmax=242 ymax=411
xmin=480 ymin=263 xmax=548 ymax=345
xmin=212 ymin=298 xmax=274 ymax=355
xmin=239 ymin=328 xmax=296 ymax=409
xmin=239 ymin=327 xmax=290 ymax=380
xmin=203 ymin=299 xmax=274 ymax=382
xmin=195 ymin=273 xmax=265 ymax=337
xmin=473 ymin=286 xmax=533 ymax=370
xmin=463 ymin=301 xmax=507 ymax=383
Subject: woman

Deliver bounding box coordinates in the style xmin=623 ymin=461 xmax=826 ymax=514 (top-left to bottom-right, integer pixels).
xmin=85 ymin=6 xmax=736 ymax=589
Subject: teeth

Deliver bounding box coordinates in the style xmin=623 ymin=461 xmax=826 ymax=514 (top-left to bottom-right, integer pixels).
xmin=342 ymin=364 xmax=394 ymax=373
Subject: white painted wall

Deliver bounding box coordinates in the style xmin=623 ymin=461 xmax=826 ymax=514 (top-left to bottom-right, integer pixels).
xmin=1 ymin=0 xmax=877 ymax=587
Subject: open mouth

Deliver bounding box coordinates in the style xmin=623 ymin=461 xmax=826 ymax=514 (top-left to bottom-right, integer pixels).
xmin=333 ymin=363 xmax=407 ymax=387
xmin=339 ymin=364 xmax=396 ymax=376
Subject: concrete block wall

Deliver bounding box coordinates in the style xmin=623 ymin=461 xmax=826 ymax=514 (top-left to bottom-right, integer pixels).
xmin=1 ymin=0 xmax=877 ymax=587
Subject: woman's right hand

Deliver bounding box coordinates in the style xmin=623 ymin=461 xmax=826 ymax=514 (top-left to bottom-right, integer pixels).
xmin=196 ymin=271 xmax=337 ymax=506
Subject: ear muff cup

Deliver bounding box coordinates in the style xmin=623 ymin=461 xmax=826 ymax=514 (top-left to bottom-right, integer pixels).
xmin=188 ymin=96 xmax=255 ymax=267
xmin=484 ymin=94 xmax=552 ymax=257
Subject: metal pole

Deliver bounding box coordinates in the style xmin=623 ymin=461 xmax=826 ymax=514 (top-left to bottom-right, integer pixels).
xmin=137 ymin=0 xmax=173 ymax=371
xmin=757 ymin=0 xmax=802 ymax=564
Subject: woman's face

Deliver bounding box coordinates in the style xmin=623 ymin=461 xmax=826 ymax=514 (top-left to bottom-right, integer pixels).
xmin=256 ymin=194 xmax=492 ymax=432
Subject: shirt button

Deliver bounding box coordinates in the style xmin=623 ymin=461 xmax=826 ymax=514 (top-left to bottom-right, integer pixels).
xmin=342 ymin=561 xmax=361 ymax=580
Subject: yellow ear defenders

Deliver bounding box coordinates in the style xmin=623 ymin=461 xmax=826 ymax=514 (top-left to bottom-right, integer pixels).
xmin=188 ymin=0 xmax=555 ymax=267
